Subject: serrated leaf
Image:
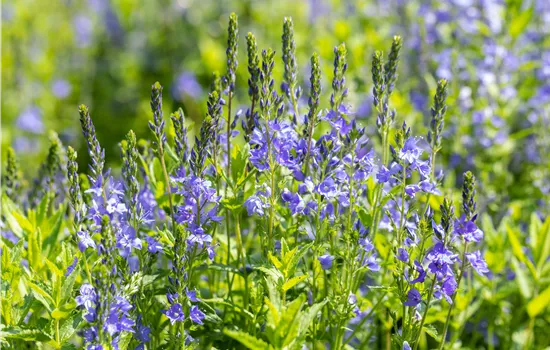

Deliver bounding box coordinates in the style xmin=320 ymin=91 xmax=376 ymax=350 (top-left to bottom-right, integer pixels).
xmin=423 ymin=324 xmax=439 ymax=340
xmin=268 ymin=253 xmax=283 ymax=269
xmin=36 ymin=193 xmax=51 ymax=227
xmin=282 ymin=275 xmax=307 ymax=292
xmin=28 ymin=281 xmax=55 ymax=312
xmin=279 ymin=294 xmax=305 ymax=346
xmin=264 ymin=298 xmax=280 ymax=328
xmin=223 ymin=329 xmax=270 ymax=350
xmin=297 ymin=299 xmax=327 ymax=344
xmin=1 ymin=326 xmax=52 ymax=342
xmin=61 ymin=266 xmax=79 ymax=303
xmin=52 ymin=300 xmax=77 ymax=320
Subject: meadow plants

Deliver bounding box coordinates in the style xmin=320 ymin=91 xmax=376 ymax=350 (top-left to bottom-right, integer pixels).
xmin=2 ymin=11 xmax=550 ymax=350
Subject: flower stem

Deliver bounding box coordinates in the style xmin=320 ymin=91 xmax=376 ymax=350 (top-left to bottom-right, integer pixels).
xmin=413 ymin=274 xmax=437 ymax=350
xmin=439 ymin=241 xmax=469 ymax=349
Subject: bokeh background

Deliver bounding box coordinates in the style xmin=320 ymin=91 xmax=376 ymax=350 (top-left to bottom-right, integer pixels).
xmin=2 ymin=0 xmax=549 ymax=217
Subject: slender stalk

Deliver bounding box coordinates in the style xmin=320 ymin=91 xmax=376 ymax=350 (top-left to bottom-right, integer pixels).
xmin=343 ymin=292 xmax=387 ymax=346
xmin=158 ymin=144 xmax=176 ymax=231
xmin=439 ymin=242 xmax=469 ymax=349
xmin=413 ymin=274 xmax=437 ymax=350
xmin=234 ymin=213 xmax=249 ymax=311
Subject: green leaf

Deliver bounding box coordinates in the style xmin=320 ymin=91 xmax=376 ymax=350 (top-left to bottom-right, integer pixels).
xmin=279 ymin=294 xmax=305 ymax=347
xmin=423 ymin=324 xmax=439 ymax=340
xmin=511 ymin=257 xmax=532 ymax=299
xmin=202 ymin=298 xmax=254 ymax=320
xmin=527 ymin=286 xmax=550 ymax=318
xmin=61 ymin=266 xmax=79 ymax=303
xmin=28 ymin=281 xmax=55 ymax=312
xmin=536 ymin=216 xmax=550 ymax=272
xmin=52 ymin=300 xmax=77 ymax=320
xmin=282 ymin=275 xmax=307 ymax=292
xmin=506 ymin=224 xmax=537 ymax=277
xmin=264 ymin=298 xmax=280 ymax=328
xmin=268 ymin=253 xmax=283 ymax=270
xmin=1 ymin=194 xmax=24 ymax=237
xmin=297 ymin=299 xmax=327 ymax=344
xmin=198 ymin=263 xmax=243 ymax=276
xmin=509 ymin=6 xmax=533 ymax=38
xmin=36 ymin=193 xmax=51 ymax=226
xmin=12 ymin=210 xmax=35 ymax=234
xmin=223 ymin=329 xmax=270 ymax=350
xmin=1 ymin=326 xmax=52 ymax=342
xmin=43 ymin=208 xmax=65 ymax=257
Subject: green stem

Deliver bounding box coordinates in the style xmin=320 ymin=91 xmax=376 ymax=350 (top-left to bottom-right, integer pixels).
xmin=158 ymin=144 xmax=176 ymax=231
xmin=413 ymin=274 xmax=437 ymax=350
xmin=343 ymin=292 xmax=387 ymax=346
xmin=439 ymin=241 xmax=469 ymax=350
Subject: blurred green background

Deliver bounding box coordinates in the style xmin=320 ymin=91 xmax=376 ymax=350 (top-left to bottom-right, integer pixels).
xmin=2 ymin=0 xmax=549 ymax=217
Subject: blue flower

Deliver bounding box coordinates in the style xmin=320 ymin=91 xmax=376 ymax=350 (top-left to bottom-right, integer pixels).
xmin=146 ymin=236 xmax=163 ymax=254
xmin=317 ymin=177 xmax=339 ymax=198
xmin=244 ymin=192 xmax=269 ymax=216
xmin=65 ymin=257 xmax=78 ymax=277
xmin=116 ymin=225 xmax=142 ymax=257
xmin=281 ymin=188 xmax=305 ymax=215
xmin=466 ymin=250 xmax=490 ymax=277
xmin=399 ymin=137 xmax=423 ymax=164
xmin=404 ymin=288 xmax=422 ymax=307
xmin=189 ymin=305 xmax=206 ymax=325
xmin=426 ymin=242 xmax=457 ymax=280
xmin=409 ymin=260 xmax=426 ymax=284
xmin=403 ymin=341 xmax=411 ymax=350
xmin=318 ymin=254 xmax=335 ymax=270
xmin=162 ymin=303 xmax=185 ymax=325
xmin=186 ymin=289 xmax=201 ymax=302
xmin=77 ymin=231 xmax=96 ymax=252
xmin=397 ymin=248 xmax=409 ymax=262
xmin=454 ymin=215 xmax=483 ymax=242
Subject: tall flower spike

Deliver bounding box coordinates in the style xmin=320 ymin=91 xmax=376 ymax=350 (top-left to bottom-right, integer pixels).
xmin=67 ymin=146 xmax=84 ymax=224
xmin=303 ymin=52 xmax=322 ymax=174
xmin=171 ymin=108 xmax=189 ymax=166
xmin=149 ymin=82 xmax=167 ymax=149
xmin=371 ymin=51 xmax=385 ymax=108
xmin=259 ymin=48 xmax=282 ymax=119
xmin=121 ymin=130 xmax=140 ymax=212
xmin=462 ymin=171 xmax=477 ymax=221
xmin=383 ymin=35 xmax=402 ymax=97
xmin=330 ymin=43 xmax=348 ymax=111
xmin=191 ymin=113 xmax=215 ymax=177
xmin=225 ymin=13 xmax=239 ymax=93
xmin=211 ymin=71 xmax=223 ymax=97
xmin=427 ymin=79 xmax=448 ymax=152
xmin=45 ymin=132 xmax=62 ymax=191
xmin=440 ymin=197 xmax=455 ymax=239
xmin=207 ymin=88 xmax=223 ymax=164
xmin=282 ymin=17 xmax=298 ymax=101
xmin=244 ymin=32 xmax=260 ymax=141
xmin=3 ymin=147 xmax=20 ymax=201
xmin=79 ymin=104 xmax=104 ymax=183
